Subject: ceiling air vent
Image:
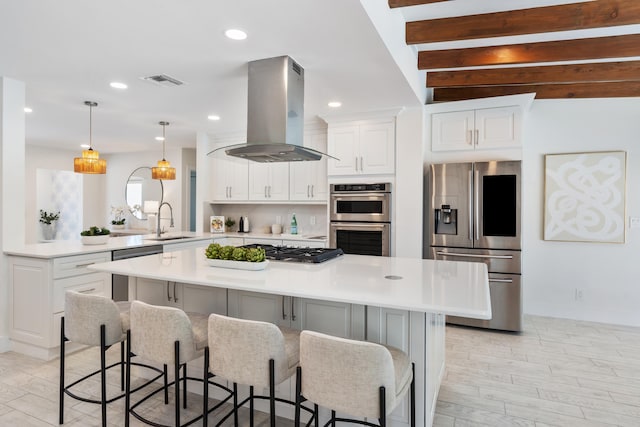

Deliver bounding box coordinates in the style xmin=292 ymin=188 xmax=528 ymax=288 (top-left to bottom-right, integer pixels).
xmin=141 ymin=74 xmax=185 ymax=87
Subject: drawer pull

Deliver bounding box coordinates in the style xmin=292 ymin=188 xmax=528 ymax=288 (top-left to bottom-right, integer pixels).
xmin=79 ymin=288 xmax=96 ymax=293
xmin=75 ymin=262 xmax=96 ymax=267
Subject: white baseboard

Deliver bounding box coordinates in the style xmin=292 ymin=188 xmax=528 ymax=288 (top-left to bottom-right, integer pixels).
xmin=0 ymin=336 xmax=10 ymax=353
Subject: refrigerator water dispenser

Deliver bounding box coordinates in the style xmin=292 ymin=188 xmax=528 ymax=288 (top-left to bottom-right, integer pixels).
xmin=434 ymin=204 xmax=457 ymax=235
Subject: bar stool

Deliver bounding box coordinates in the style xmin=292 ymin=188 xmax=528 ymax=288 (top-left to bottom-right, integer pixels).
xmin=59 ymin=291 xmax=163 ymax=427
xmin=126 ymin=300 xmax=231 ymax=427
xmin=203 ymin=313 xmax=312 ymax=427
xmin=295 ymin=330 xmax=415 ymax=427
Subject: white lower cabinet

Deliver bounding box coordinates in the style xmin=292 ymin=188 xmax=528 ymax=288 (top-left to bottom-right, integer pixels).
xmin=367 ymin=308 xmax=445 ymax=427
xmin=129 ymin=277 xmax=227 ymax=315
xmin=8 ymin=252 xmax=111 ymax=360
xmin=227 ymin=289 xmax=364 ymax=422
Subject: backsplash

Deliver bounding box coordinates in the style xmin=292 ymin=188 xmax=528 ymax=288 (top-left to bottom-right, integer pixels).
xmin=209 ymin=204 xmax=327 ymax=236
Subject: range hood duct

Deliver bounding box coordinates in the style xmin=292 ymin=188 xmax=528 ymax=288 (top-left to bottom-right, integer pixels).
xmin=220 ymin=56 xmax=330 ymax=163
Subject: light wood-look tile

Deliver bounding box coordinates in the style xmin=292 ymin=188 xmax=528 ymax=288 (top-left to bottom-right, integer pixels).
xmin=0 ymin=314 xmax=639 ymax=426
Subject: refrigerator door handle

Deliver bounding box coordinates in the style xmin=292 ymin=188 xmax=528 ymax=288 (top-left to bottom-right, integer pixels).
xmin=435 ymin=251 xmax=513 ymax=260
xmin=468 ymin=170 xmax=473 ymax=241
xmin=489 ymin=278 xmax=513 ymax=283
xmin=474 ymin=169 xmax=480 ymax=241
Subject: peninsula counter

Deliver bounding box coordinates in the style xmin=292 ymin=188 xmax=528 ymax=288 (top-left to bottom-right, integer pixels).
xmin=88 ymin=247 xmax=489 ymax=427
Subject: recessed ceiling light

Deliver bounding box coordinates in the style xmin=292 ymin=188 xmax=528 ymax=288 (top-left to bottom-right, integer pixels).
xmin=110 ymin=82 xmax=128 ymax=89
xmin=155 ymin=136 xmax=165 ymax=141
xmin=24 ymin=107 xmax=33 ymax=113
xmin=80 ymin=144 xmax=90 ymax=149
xmin=225 ymin=29 xmax=247 ymax=40
xmin=208 ymin=115 xmax=221 ymax=121
xmin=328 ymin=101 xmax=342 ymax=108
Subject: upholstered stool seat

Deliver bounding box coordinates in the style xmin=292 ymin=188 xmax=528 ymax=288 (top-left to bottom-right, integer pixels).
xmin=59 ymin=292 xmax=162 ymax=427
xmin=203 ymin=314 xmax=311 ymax=427
xmin=295 ymin=330 xmax=415 ymax=427
xmin=125 ymin=301 xmax=231 ymax=427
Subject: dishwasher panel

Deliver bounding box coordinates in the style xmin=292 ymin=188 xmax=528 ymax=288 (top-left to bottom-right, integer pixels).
xmin=111 ymin=245 xmax=163 ymax=301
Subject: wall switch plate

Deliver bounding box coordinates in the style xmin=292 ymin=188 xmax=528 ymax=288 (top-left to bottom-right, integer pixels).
xmin=630 ymin=217 xmax=640 ymax=229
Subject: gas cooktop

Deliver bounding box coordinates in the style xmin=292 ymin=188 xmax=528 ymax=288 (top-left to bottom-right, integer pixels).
xmin=240 ymin=244 xmax=344 ymax=264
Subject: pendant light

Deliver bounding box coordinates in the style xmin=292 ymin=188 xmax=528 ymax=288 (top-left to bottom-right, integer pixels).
xmin=151 ymin=121 xmax=176 ymax=180
xmin=73 ymin=101 xmax=106 ymax=174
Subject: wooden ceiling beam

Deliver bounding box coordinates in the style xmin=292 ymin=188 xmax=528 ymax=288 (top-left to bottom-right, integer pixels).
xmin=418 ymin=34 xmax=640 ymax=69
xmin=433 ymin=81 xmax=640 ymax=102
xmin=427 ymin=60 xmax=640 ymax=87
xmin=407 ymin=0 xmax=640 ymax=44
xmin=389 ymin=0 xmax=449 ymax=7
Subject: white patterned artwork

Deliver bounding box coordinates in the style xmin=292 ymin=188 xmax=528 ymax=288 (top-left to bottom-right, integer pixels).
xmin=544 ymin=151 xmax=626 ymax=243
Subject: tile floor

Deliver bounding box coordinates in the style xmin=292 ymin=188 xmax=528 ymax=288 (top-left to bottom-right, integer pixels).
xmin=0 ymin=315 xmax=639 ymax=426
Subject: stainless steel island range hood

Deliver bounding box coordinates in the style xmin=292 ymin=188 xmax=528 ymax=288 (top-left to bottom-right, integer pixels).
xmin=222 ymin=55 xmax=328 ymax=162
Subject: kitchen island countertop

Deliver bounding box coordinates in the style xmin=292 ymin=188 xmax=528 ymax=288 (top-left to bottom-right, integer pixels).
xmin=89 ymin=246 xmax=491 ymax=319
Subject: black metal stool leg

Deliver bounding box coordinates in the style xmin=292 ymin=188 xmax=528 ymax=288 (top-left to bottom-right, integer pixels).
xmin=331 ymin=410 xmax=336 ymax=427
xmin=233 ymin=383 xmax=239 ymax=427
xmin=120 ymin=340 xmax=125 ymax=391
xmin=410 ymin=363 xmax=415 ymax=427
xmin=59 ymin=317 xmax=65 ymax=425
xmin=269 ymin=359 xmax=276 ymax=427
xmin=314 ymin=404 xmax=319 ymax=427
xmin=249 ymin=385 xmax=254 ymax=427
xmin=183 ymin=363 xmax=187 ymax=409
xmin=294 ymin=366 xmax=301 ymax=426
xmin=379 ymin=386 xmax=386 ymax=427
xmin=203 ymin=347 xmax=209 ymax=427
xmin=164 ymin=364 xmax=169 ymax=404
xmin=100 ymin=325 xmax=107 ymax=427
xmin=174 ymin=341 xmax=181 ymax=427
xmin=125 ymin=330 xmax=131 ymax=427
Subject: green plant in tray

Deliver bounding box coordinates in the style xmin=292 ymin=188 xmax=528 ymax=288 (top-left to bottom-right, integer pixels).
xmin=204 ymin=243 xmax=265 ymax=263
xmin=80 ymin=226 xmax=111 ymax=236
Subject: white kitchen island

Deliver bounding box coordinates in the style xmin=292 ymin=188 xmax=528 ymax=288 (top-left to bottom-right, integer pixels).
xmin=88 ymin=246 xmax=490 ymax=427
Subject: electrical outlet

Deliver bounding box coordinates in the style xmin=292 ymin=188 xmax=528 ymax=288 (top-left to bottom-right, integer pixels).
xmin=310 ymin=216 xmax=316 ymax=225
xmin=574 ymin=288 xmax=584 ymax=301
xmin=630 ymin=217 xmax=640 ymax=229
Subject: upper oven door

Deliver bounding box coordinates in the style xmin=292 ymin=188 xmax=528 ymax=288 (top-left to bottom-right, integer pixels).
xmin=330 ymin=193 xmax=391 ymax=222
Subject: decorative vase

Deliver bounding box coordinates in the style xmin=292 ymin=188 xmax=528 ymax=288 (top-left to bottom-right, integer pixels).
xmin=112 ymin=224 xmax=125 ymax=230
xmin=41 ymin=223 xmax=56 ymax=241
xmin=81 ymin=235 xmax=110 ymax=245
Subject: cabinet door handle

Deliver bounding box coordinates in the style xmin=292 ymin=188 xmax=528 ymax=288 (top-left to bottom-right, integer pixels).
xmin=167 ymin=282 xmax=172 ymax=302
xmin=467 ymin=130 xmax=473 ymax=145
xmin=268 ymin=185 xmax=271 ymax=198
xmin=355 ymin=157 xmax=358 ymax=172
xmin=75 ymin=262 xmax=96 ymax=267
xmin=475 ymin=129 xmax=479 ymax=145
xmin=360 ymin=157 xmax=363 ymax=172
xmin=282 ymin=296 xmax=287 ymax=320
xmin=291 ymin=297 xmax=296 ymax=321
xmin=307 ymin=185 xmax=310 ymax=198
xmin=173 ymin=282 xmax=178 ymax=303
xmin=311 ymin=185 xmax=314 ymax=198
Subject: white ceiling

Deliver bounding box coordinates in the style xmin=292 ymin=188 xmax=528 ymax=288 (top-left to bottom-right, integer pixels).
xmin=0 ymin=0 xmax=420 ymax=153
xmin=3 ymin=0 xmax=633 ymax=154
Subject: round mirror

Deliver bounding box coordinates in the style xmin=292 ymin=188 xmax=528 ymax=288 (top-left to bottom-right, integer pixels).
xmin=125 ymin=167 xmax=163 ymax=220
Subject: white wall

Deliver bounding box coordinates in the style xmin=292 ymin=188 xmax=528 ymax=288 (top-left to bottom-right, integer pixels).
xmin=1 ymin=77 xmax=26 ymax=351
xmin=25 ymin=145 xmax=105 ymax=242
xmin=522 ymin=98 xmax=640 ymax=327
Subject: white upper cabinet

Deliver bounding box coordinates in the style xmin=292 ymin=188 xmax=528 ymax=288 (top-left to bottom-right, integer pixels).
xmin=431 ymin=106 xmax=522 ymax=152
xmin=289 ymin=129 xmax=328 ymax=201
xmin=209 ymin=139 xmax=249 ymax=201
xmin=248 ymin=162 xmax=289 ymax=201
xmin=327 ymin=119 xmax=395 ymax=176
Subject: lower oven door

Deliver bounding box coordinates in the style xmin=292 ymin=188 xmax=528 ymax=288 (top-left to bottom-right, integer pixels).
xmin=329 ymin=222 xmax=390 ymax=256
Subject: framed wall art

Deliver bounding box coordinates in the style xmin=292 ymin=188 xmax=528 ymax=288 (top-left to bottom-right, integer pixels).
xmin=544 ymin=151 xmax=626 ymax=243
xmin=210 ymin=215 xmax=225 ymax=233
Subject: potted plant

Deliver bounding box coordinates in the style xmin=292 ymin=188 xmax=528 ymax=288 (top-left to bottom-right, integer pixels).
xmin=80 ymin=226 xmax=111 ymax=245
xmin=224 ymin=217 xmax=236 ymax=232
xmin=39 ymin=209 xmax=60 ymax=240
xmin=110 ymin=206 xmax=127 ymax=229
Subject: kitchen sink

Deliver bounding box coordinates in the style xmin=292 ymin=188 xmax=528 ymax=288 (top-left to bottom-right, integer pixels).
xmin=144 ymin=235 xmax=193 ymax=241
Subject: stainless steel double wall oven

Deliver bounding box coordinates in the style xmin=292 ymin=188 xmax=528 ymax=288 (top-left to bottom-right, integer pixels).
xmin=329 ymin=183 xmax=391 ymax=257
xmin=425 ymin=161 xmax=522 ymax=331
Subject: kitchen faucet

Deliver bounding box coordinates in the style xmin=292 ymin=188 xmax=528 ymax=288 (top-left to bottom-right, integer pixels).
xmin=156 ymin=202 xmax=174 ymax=237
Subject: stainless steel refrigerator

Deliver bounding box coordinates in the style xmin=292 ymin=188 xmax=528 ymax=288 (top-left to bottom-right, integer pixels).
xmin=424 ymin=160 xmax=523 ymax=331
